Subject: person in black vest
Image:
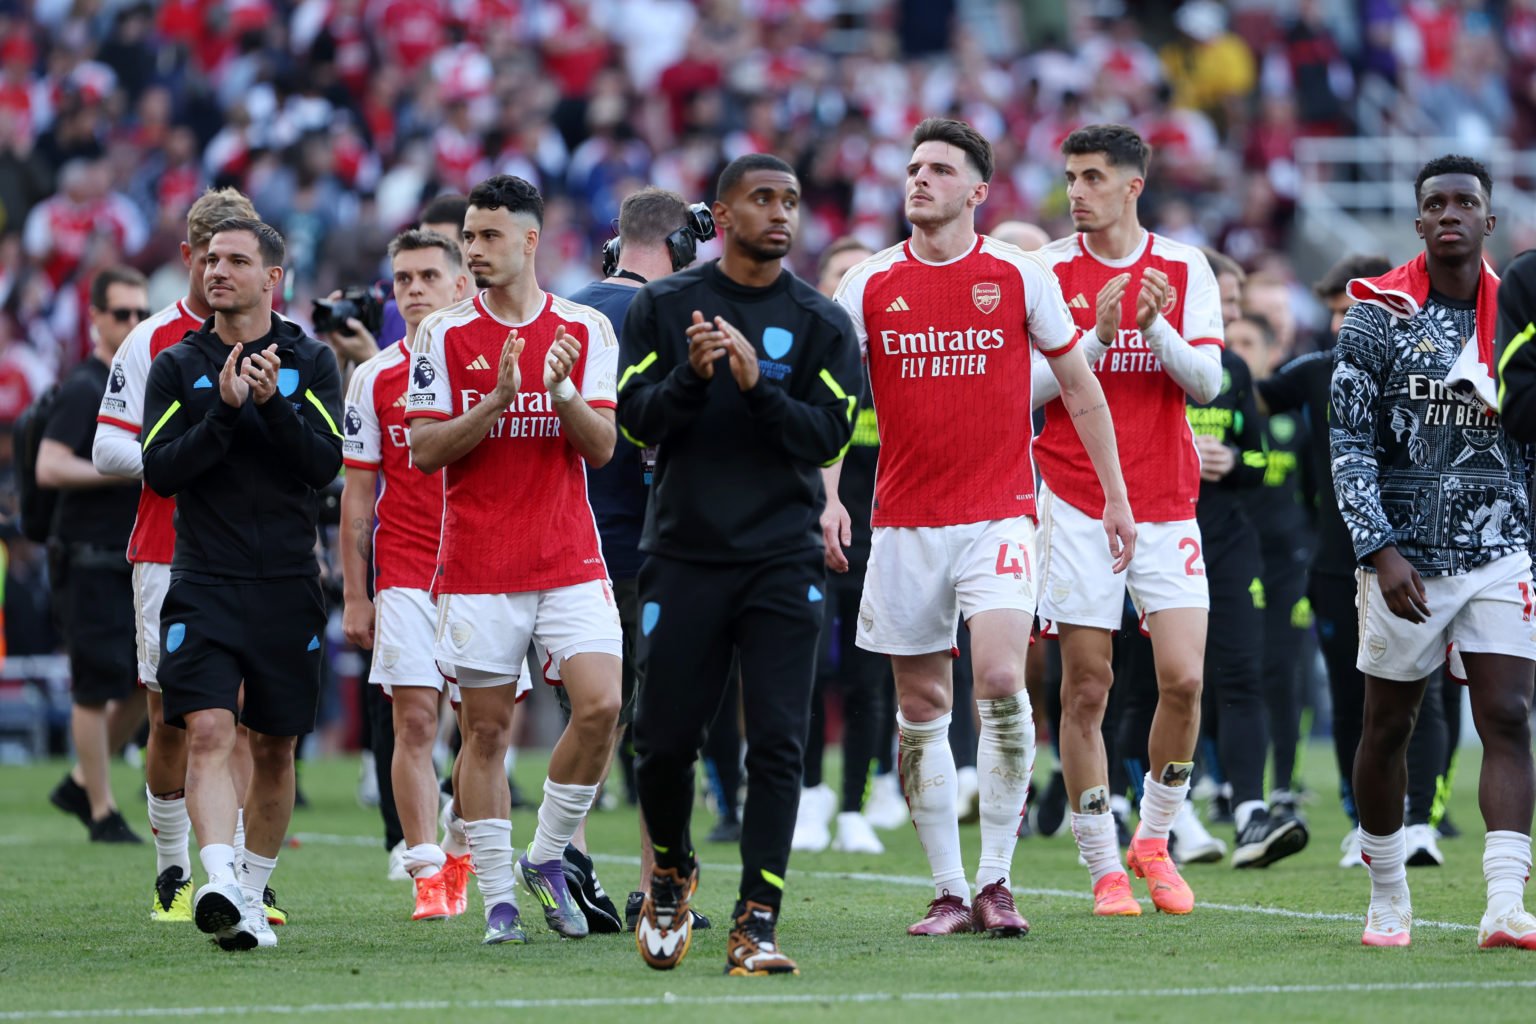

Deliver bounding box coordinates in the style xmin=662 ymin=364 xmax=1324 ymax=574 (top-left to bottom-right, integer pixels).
xmin=42 ymin=265 xmax=149 ymax=844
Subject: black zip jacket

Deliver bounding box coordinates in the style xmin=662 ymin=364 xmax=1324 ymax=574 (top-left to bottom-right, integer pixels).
xmin=142 ymin=313 xmax=343 ymax=582
xmin=617 ymin=260 xmax=861 ymax=564
xmin=1187 ymin=349 xmax=1267 ymax=554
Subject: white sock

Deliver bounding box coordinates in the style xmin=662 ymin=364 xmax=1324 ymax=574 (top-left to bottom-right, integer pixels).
xmin=974 ymin=693 xmax=1035 ymax=891
xmin=1071 ymin=811 xmax=1122 ymax=885
xmin=528 ymin=779 xmax=599 ymax=865
xmin=233 ymin=808 xmax=246 ymax=864
xmin=239 ymin=850 xmax=278 ymax=907
xmin=199 ymin=843 xmax=239 ymax=888
xmin=1484 ymin=830 xmax=1532 ymax=918
xmin=1359 ymin=827 xmax=1409 ymax=901
xmin=898 ymin=712 xmax=968 ymax=902
xmin=1235 ymin=800 xmax=1267 ymax=834
xmin=465 ymin=817 xmax=516 ymax=916
xmin=146 ymin=786 xmax=192 ymax=878
xmin=405 ymin=843 xmax=447 ymax=879
xmin=441 ymin=798 xmax=470 ymax=858
xmin=1137 ymin=773 xmax=1189 ymax=841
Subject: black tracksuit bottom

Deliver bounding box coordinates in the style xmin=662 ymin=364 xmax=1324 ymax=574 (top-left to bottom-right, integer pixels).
xmin=634 ymin=551 xmax=825 ymax=912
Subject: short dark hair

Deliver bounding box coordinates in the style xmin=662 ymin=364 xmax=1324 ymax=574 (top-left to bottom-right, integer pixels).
xmin=1061 ymin=123 xmax=1151 ymax=177
xmin=1414 ymin=154 xmax=1492 ymax=205
xmin=210 ymin=217 xmax=285 ymax=268
xmin=467 ymin=175 xmax=544 ymax=226
xmin=911 ymin=117 xmax=994 ymax=183
xmin=1231 ymin=311 xmax=1278 ymax=348
xmin=419 ymin=193 xmax=468 ymax=230
xmin=1201 ymin=247 xmax=1245 ymax=284
xmin=618 ymin=187 xmax=688 ymax=246
xmin=1313 ymin=253 xmax=1392 ymax=298
xmin=818 ymin=236 xmax=872 ymax=280
xmin=90 ymin=265 xmax=147 ymax=311
xmin=389 ymin=228 xmax=463 ymax=268
xmin=716 ymin=153 xmax=796 ymax=202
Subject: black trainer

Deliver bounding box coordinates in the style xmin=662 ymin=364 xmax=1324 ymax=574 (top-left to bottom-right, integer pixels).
xmin=50 ymin=774 xmax=91 ymax=827
xmin=1231 ymin=807 xmax=1308 ymax=869
xmin=627 ymin=889 xmax=711 ymax=932
xmin=89 ymin=810 xmax=144 ymax=844
xmin=562 ymin=844 xmax=623 ymax=934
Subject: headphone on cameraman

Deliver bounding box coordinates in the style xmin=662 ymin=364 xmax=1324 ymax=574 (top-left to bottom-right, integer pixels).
xmin=602 ymin=202 xmax=717 ymax=279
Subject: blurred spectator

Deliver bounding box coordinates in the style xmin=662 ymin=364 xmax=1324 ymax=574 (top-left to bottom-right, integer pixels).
xmin=1160 ymin=0 xmax=1257 ymax=137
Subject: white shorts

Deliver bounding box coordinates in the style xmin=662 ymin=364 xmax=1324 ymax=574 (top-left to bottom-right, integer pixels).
xmin=1356 ymin=552 xmax=1536 ymax=681
xmin=856 ymin=516 xmax=1037 ymax=656
xmin=1035 ymin=485 xmax=1209 ymax=632
xmin=370 ymin=588 xmax=444 ymax=691
xmin=434 ymin=579 xmax=623 ymax=688
xmin=132 ymin=562 xmax=170 ymax=691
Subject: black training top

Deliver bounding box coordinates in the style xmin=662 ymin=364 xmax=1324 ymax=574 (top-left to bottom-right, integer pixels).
xmin=45 ymin=355 xmax=138 ymax=548
xmin=617 ymin=260 xmax=861 ymax=564
xmin=1187 ymin=348 xmax=1266 ymax=554
xmin=142 ymin=312 xmax=344 ymax=583
xmin=1259 ymin=349 xmax=1352 ymax=578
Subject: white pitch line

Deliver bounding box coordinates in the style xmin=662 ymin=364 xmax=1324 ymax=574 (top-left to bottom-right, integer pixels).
xmin=6 ymin=979 xmax=1536 ymax=1020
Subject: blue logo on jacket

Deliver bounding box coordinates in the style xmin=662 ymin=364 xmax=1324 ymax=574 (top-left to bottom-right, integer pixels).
xmin=193 ymin=375 xmax=212 ymax=389
xmin=166 ymin=623 xmax=186 ymax=653
xmin=763 ymin=327 xmax=793 ymax=359
xmin=277 ymin=368 xmax=299 ymax=397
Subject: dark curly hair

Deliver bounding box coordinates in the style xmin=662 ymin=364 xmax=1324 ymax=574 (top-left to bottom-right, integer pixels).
xmin=1414 ymin=154 xmax=1492 ymax=205
xmin=467 ymin=175 xmax=544 ymax=227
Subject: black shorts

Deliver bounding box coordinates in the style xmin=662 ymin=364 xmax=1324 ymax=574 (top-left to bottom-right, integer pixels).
xmin=53 ymin=562 xmax=137 ymax=706
xmin=158 ymin=576 xmax=326 ymax=737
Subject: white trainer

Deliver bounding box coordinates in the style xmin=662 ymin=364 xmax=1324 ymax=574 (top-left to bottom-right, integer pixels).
xmin=790 ymin=784 xmax=835 ymax=853
xmin=831 ymin=811 xmax=885 ymax=854
xmin=1170 ymin=799 xmax=1226 ymax=864
xmin=1405 ymin=823 xmax=1445 ymax=867
xmin=387 ymin=839 xmax=410 ymax=881
xmin=219 ymin=899 xmax=278 ymax=950
xmin=864 ymin=773 xmax=908 ymax=831
xmin=1478 ymin=906 xmax=1536 ymax=950
xmin=1339 ymin=830 xmax=1365 ymax=868
xmin=1362 ymin=892 xmax=1412 ymax=947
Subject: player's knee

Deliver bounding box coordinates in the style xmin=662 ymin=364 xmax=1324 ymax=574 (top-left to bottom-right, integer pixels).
xmin=393 ymin=703 xmax=437 ymax=751
xmin=246 ymin=732 xmax=297 ymax=773
xmin=149 ymin=714 xmax=184 ymax=749
xmin=896 ymin=680 xmax=949 ymax=721
xmin=184 ymin=717 xmax=233 ymax=759
xmin=1360 ymin=704 xmax=1416 ymax=751
xmin=462 ymin=715 xmax=512 ymax=754
xmin=1477 ymin=690 xmax=1534 ymax=746
xmin=1156 ymin=670 xmax=1202 ymax=712
xmin=974 ymin=663 xmax=1025 ymax=701
xmin=572 ymin=692 xmax=622 ymax=739
xmin=1061 ymin=674 xmax=1111 ymax=722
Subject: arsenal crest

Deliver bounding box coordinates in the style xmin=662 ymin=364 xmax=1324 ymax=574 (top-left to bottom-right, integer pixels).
xmin=1160 ymin=285 xmax=1178 ymax=315
xmin=972 ymin=282 xmax=1001 ymax=315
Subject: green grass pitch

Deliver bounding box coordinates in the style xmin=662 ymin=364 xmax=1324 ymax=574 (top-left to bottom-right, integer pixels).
xmin=2 ymin=742 xmax=1534 ymax=1022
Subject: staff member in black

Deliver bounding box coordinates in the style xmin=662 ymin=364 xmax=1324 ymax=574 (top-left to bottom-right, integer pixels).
xmin=619 ymin=154 xmax=860 ymax=976
xmin=41 ymin=265 xmax=149 ymax=844
xmin=142 ymin=218 xmax=343 ymax=951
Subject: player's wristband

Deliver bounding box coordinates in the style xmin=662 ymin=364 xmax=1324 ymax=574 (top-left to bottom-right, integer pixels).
xmin=548 ymin=376 xmax=577 ymax=403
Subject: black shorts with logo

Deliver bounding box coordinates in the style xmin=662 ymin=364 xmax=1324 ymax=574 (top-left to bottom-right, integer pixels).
xmin=158 ymin=576 xmax=326 ymax=737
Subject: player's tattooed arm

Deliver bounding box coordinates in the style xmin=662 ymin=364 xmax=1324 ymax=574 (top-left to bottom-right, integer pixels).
xmin=1070 ymin=400 xmax=1108 ymax=420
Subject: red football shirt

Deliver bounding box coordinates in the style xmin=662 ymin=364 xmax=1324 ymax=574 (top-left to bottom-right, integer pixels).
xmin=1033 ymin=231 xmax=1224 ymax=523
xmin=343 ymin=341 xmax=444 ymax=593
xmin=834 ymin=235 xmax=1081 ymax=528
xmin=96 ymin=299 xmax=201 ymax=564
xmin=403 ymin=292 xmax=618 ymax=594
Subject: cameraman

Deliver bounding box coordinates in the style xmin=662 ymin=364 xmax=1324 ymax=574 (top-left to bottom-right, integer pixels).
xmin=41 ymin=266 xmax=149 ymax=844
